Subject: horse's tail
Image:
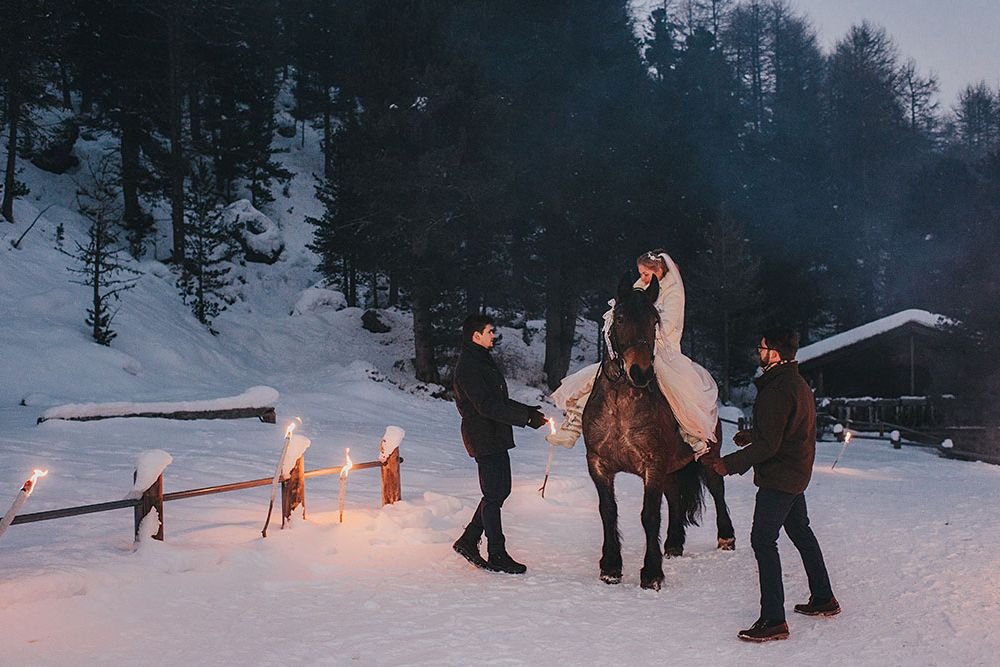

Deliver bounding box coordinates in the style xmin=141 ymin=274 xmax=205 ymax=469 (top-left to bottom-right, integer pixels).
xmin=678 ymin=461 xmax=704 ymax=527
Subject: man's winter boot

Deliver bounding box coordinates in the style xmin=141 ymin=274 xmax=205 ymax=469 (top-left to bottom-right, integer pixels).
xmin=546 ymin=406 xmax=583 ymax=448
xmin=487 ymin=551 xmax=527 ymax=574
xmin=794 ymin=596 xmax=841 ymax=617
xmin=737 ymin=618 xmax=790 ymax=642
xmin=453 ymin=535 xmax=490 ymax=570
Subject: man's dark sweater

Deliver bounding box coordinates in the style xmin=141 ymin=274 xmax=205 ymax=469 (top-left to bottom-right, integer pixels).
xmin=453 ymin=341 xmax=534 ymax=458
xmin=722 ymin=361 xmax=816 ymax=494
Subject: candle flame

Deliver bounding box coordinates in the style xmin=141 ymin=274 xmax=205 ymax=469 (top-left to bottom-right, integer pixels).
xmin=285 ymin=416 xmax=302 ymax=439
xmin=25 ymin=469 xmax=48 ymax=496
xmin=844 ymin=431 xmax=852 ymax=444
xmin=547 ymin=418 xmax=556 ymax=435
xmin=340 ymin=448 xmax=353 ymax=479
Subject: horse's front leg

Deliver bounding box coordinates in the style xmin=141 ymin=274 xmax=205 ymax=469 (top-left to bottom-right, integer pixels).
xmin=640 ymin=485 xmax=665 ymax=590
xmin=589 ymin=463 xmax=622 ymax=584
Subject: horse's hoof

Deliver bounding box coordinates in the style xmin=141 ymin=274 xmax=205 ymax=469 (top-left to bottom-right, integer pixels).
xmin=600 ymin=573 xmax=622 ymax=585
xmin=663 ymin=547 xmax=683 ymax=559
xmin=640 ymin=576 xmax=663 ymax=591
xmin=718 ymin=537 xmax=736 ymax=551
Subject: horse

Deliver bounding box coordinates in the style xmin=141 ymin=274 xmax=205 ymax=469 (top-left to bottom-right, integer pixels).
xmin=582 ymin=272 xmax=735 ymax=590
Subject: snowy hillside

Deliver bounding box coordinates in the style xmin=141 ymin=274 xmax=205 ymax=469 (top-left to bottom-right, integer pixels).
xmin=3 ymin=112 xmax=1000 ymax=666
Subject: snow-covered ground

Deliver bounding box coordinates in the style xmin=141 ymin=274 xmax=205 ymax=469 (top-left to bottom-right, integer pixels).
xmin=3 ymin=111 xmax=999 ymax=666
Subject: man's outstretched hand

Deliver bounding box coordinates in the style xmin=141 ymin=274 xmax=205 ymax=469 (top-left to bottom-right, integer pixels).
xmin=527 ymin=409 xmax=548 ymax=430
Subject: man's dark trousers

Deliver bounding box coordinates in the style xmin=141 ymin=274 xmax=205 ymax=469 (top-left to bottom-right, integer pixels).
xmin=751 ymin=488 xmax=834 ymax=622
xmin=462 ymin=451 xmax=512 ymax=556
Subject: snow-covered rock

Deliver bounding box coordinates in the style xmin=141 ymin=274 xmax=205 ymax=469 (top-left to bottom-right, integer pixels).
xmin=224 ymin=199 xmax=284 ymax=264
xmin=291 ymin=286 xmax=347 ymax=316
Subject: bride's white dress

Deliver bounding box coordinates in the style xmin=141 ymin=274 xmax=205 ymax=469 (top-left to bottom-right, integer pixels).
xmin=551 ymin=252 xmax=719 ymax=444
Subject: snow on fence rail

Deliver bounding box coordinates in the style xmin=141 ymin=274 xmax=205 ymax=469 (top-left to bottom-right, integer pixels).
xmin=36 ymin=386 xmax=279 ymax=425
xmin=5 ymin=441 xmax=402 ymax=543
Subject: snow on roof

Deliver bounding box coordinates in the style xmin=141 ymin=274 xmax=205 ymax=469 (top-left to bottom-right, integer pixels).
xmin=798 ymin=309 xmax=948 ymax=364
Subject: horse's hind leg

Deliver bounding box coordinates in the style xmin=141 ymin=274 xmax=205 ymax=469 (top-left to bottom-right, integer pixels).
xmin=703 ymin=467 xmax=736 ymax=550
xmin=589 ymin=465 xmax=622 ymax=584
xmin=640 ymin=486 xmax=665 ymax=590
xmin=663 ymin=484 xmax=686 ymax=558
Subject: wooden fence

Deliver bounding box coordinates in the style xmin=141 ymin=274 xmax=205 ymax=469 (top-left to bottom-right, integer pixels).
xmin=9 ymin=449 xmax=402 ymax=541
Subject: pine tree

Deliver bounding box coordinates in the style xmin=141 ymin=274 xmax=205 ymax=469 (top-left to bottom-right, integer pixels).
xmin=177 ymin=159 xmax=232 ymax=327
xmin=62 ymin=158 xmax=140 ymax=345
xmin=687 ymin=209 xmax=763 ymax=402
xmin=1 ymin=0 xmax=57 ymax=222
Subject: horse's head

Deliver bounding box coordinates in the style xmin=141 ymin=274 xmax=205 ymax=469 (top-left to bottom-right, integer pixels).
xmin=612 ymin=271 xmax=660 ymax=389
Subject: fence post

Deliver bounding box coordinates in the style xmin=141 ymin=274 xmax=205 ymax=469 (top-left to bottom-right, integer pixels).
xmin=381 ymin=448 xmax=401 ymax=506
xmin=134 ymin=473 xmax=164 ymax=541
xmin=281 ymin=455 xmax=306 ymax=526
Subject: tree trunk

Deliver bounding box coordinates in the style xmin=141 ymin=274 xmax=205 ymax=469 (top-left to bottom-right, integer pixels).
xmin=188 ymin=82 xmax=203 ymax=148
xmin=411 ymin=273 xmax=440 ymax=384
xmin=168 ymin=9 xmax=186 ymax=264
xmin=543 ymin=261 xmax=579 ymax=390
xmin=2 ymin=84 xmax=20 ymax=223
xmin=119 ymin=111 xmax=143 ymax=238
xmin=58 ymin=60 xmax=73 ymax=110
xmin=371 ymin=271 xmax=379 ymax=308
xmin=722 ymin=312 xmax=731 ymax=403
xmin=92 ymin=222 xmax=103 ymax=343
xmin=543 ymin=198 xmax=578 ymax=390
xmin=323 ymin=103 xmax=332 ymax=179
xmin=388 ymin=269 xmax=399 ymax=307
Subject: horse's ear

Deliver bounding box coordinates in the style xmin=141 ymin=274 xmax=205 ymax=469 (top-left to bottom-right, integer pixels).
xmin=617 ymin=271 xmax=635 ymax=301
xmin=645 ymin=275 xmax=660 ymax=303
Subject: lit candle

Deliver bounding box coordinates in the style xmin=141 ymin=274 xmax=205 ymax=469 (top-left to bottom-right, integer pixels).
xmin=539 ymin=419 xmax=557 ymax=498
xmin=0 ymin=469 xmax=48 ymax=541
xmin=831 ymin=430 xmax=853 ymax=469
xmin=338 ymin=448 xmax=354 ymax=523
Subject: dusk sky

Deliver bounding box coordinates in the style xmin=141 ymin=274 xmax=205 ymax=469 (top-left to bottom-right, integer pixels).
xmin=630 ymin=0 xmax=1000 ymax=110
xmin=788 ymin=0 xmax=1000 ymax=107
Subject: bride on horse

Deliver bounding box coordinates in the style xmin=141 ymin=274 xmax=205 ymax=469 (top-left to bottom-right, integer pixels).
xmin=547 ymin=249 xmax=719 ymax=457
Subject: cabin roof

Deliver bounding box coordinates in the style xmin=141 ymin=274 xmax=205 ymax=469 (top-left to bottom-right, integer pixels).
xmin=798 ymin=309 xmax=949 ymax=365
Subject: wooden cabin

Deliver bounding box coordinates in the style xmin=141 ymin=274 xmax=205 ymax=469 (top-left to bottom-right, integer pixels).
xmin=798 ymin=310 xmax=959 ymax=428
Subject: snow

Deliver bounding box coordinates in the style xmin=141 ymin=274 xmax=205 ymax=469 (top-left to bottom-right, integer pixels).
xmin=719 ymin=405 xmax=744 ymax=424
xmin=223 ymin=199 xmax=285 ymax=261
xmin=798 ymin=309 xmax=948 ymax=363
xmin=127 ymin=450 xmax=173 ymax=499
xmin=40 ymin=386 xmax=279 ymax=422
xmin=379 ymin=425 xmax=405 ymax=462
xmin=134 ymin=507 xmax=161 ymax=544
xmin=279 ymin=434 xmax=312 ymax=477
xmin=290 ymin=286 xmax=347 ymax=316
xmin=3 ymin=105 xmax=1000 ymax=666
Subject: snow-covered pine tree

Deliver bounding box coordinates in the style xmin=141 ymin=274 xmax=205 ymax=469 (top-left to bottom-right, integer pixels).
xmin=62 ymin=158 xmax=140 ymax=346
xmin=177 ymin=159 xmax=232 ymax=328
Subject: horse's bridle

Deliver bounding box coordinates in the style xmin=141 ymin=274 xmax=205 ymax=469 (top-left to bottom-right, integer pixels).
xmin=604 ymin=318 xmax=654 ymax=386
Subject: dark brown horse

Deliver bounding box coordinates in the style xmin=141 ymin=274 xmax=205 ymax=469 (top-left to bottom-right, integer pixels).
xmin=582 ymin=272 xmax=735 ymax=590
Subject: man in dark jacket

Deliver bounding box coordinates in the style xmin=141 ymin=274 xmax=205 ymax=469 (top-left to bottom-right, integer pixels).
xmin=452 ymin=314 xmax=547 ymax=574
xmin=712 ymin=328 xmax=840 ymax=642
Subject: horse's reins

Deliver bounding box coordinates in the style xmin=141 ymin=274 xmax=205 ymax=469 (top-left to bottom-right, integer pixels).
xmin=603 ymin=318 xmax=654 ymax=385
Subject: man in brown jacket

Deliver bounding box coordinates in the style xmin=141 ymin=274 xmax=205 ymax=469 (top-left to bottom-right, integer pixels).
xmin=712 ymin=328 xmax=840 ymax=642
